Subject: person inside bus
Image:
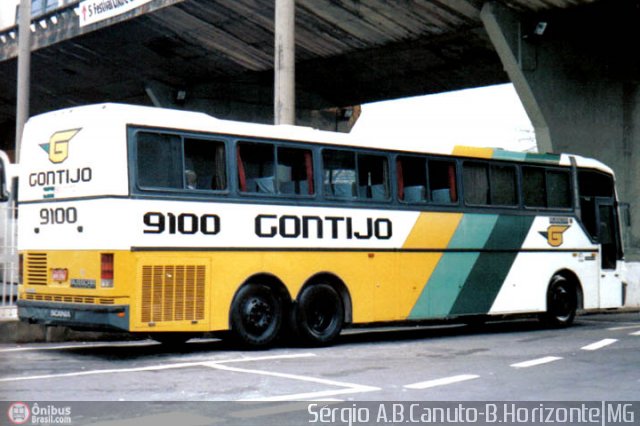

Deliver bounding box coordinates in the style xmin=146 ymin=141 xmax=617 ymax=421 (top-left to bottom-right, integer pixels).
xmin=185 ymin=169 xmax=197 ymax=190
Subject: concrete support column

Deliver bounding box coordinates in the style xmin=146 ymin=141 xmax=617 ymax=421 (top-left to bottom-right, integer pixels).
xmin=15 ymin=0 xmax=31 ymax=162
xmin=274 ymin=0 xmax=295 ymax=125
xmin=481 ymin=1 xmax=640 ymax=260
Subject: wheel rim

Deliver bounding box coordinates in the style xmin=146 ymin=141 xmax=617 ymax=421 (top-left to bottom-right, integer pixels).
xmin=242 ymin=296 xmax=273 ymax=334
xmin=308 ymin=298 xmax=334 ymax=333
xmin=550 ymin=283 xmax=573 ymax=320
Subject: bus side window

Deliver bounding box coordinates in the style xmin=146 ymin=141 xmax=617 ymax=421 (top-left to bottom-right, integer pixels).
xmin=136 ymin=132 xmax=182 ymax=189
xmin=397 ymin=155 xmax=427 ymax=203
xmin=546 ymin=170 xmax=571 ymax=208
xmin=277 ymin=147 xmax=315 ymax=196
xmin=428 ymin=159 xmax=457 ymax=204
xmin=523 ymin=166 xmax=571 ymax=209
xmin=184 ymin=138 xmax=227 ymax=191
xmin=522 ymin=166 xmax=546 ymax=207
xmin=490 ymin=164 xmax=517 ymax=206
xmin=237 ymin=142 xmax=275 ymax=194
xmin=323 ymin=149 xmax=356 ymax=198
xmin=463 ymin=162 xmax=489 ymax=205
xmin=357 ymin=154 xmax=389 ymax=201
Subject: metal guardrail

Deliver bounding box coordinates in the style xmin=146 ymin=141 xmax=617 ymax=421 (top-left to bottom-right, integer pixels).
xmin=1 ymin=201 xmax=18 ymax=319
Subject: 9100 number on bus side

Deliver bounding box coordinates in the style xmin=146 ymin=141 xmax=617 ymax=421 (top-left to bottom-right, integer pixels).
xmin=143 ymin=212 xmax=221 ymax=235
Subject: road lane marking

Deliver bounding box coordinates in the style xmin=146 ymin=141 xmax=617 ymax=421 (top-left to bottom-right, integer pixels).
xmin=581 ymin=338 xmax=617 ymax=351
xmin=404 ymin=374 xmax=480 ymax=390
xmin=630 ymin=330 xmax=640 ymax=336
xmin=0 ymin=341 xmax=157 ymax=353
xmin=0 ymin=353 xmax=316 ymax=383
xmin=0 ymin=350 xmax=375 ymax=401
xmin=216 ymin=353 xmax=316 ymax=364
xmin=607 ymin=324 xmax=640 ymax=331
xmin=203 ymin=362 xmax=380 ymax=401
xmin=510 ymin=356 xmax=562 ymax=368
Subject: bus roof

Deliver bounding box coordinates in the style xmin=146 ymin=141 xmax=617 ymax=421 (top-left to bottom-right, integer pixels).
xmin=26 ymin=103 xmax=613 ymax=173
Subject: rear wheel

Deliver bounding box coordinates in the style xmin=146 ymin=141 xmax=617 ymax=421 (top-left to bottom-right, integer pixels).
xmin=230 ymin=283 xmax=283 ymax=347
xmin=542 ymin=274 xmax=577 ymax=327
xmin=292 ymin=283 xmax=344 ymax=346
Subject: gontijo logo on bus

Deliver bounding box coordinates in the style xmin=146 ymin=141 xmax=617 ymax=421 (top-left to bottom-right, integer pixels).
xmin=540 ymin=224 xmax=571 ymax=247
xmin=39 ymin=129 xmax=81 ymax=164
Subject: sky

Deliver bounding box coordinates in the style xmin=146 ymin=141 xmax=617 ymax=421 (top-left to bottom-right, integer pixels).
xmin=351 ymin=83 xmax=537 ymax=153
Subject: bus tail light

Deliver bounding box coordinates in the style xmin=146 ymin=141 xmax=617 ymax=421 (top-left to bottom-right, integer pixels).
xmin=101 ymin=253 xmax=114 ymax=288
xmin=19 ymin=254 xmax=23 ymax=284
xmin=51 ymin=268 xmax=68 ymax=282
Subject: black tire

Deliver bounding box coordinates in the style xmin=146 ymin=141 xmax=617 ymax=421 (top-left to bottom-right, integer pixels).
xmin=542 ymin=274 xmax=577 ymax=327
xmin=292 ymin=283 xmax=344 ymax=346
xmin=230 ymin=283 xmax=283 ymax=348
xmin=150 ymin=333 xmax=191 ymax=346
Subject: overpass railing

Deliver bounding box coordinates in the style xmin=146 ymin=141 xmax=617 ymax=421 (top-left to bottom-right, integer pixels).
xmin=0 ymin=199 xmax=18 ymax=319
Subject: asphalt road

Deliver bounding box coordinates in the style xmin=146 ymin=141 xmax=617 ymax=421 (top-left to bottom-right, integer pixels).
xmin=1 ymin=312 xmax=639 ymax=425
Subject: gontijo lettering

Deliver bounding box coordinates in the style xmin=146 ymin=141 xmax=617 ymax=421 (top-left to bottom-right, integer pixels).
xmin=29 ymin=168 xmax=92 ymax=187
xmin=255 ymin=214 xmax=392 ymax=240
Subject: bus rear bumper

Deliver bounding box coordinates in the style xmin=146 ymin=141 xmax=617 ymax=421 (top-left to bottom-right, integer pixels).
xmin=17 ymin=300 xmax=129 ymax=332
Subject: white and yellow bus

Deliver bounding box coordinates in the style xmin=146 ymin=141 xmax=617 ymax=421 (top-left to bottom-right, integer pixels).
xmin=14 ymin=103 xmax=626 ymax=346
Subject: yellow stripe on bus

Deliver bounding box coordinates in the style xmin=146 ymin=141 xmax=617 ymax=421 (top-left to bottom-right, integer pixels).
xmin=452 ymin=146 xmax=494 ymax=159
xmin=402 ymin=212 xmax=462 ymax=249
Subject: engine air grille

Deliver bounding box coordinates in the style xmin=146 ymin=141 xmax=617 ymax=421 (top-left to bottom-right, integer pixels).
xmin=141 ymin=265 xmax=206 ymax=323
xmin=26 ymin=253 xmax=48 ymax=285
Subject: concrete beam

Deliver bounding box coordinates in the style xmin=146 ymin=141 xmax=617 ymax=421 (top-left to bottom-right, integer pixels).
xmin=481 ymin=1 xmax=640 ymax=260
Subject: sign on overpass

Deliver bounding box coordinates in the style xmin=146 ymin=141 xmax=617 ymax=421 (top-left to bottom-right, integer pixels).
xmin=79 ymin=0 xmax=154 ymax=27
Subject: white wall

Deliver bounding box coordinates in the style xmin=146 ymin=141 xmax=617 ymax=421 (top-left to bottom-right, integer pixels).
xmin=0 ymin=0 xmax=19 ymax=31
xmin=626 ymin=263 xmax=640 ymax=308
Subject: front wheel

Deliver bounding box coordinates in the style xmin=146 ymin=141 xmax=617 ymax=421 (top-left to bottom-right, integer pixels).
xmin=292 ymin=283 xmax=344 ymax=346
xmin=542 ymin=275 xmax=577 ymax=327
xmin=230 ymin=283 xmax=283 ymax=348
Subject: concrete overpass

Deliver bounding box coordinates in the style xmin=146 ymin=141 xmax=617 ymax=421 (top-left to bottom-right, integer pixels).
xmin=0 ymin=0 xmax=638 ymax=259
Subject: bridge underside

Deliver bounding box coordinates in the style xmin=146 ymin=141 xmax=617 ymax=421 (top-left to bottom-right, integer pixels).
xmin=0 ymin=0 xmax=590 ymax=147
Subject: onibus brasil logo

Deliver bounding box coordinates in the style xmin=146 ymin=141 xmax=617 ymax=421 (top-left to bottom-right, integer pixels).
xmin=39 ymin=129 xmax=81 ymax=164
xmin=7 ymin=402 xmax=72 ymax=424
xmin=7 ymin=402 xmax=30 ymax=425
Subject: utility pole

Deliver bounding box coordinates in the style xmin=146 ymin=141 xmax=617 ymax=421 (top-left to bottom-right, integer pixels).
xmin=274 ymin=0 xmax=295 ymax=125
xmin=15 ymin=0 xmax=32 ymax=162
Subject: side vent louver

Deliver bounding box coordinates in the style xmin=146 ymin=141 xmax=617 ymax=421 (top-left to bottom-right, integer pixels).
xmin=26 ymin=253 xmax=48 ymax=285
xmin=141 ymin=265 xmax=206 ymax=324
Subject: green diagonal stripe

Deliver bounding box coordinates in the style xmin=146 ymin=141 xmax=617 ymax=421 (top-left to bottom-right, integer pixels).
xmin=408 ymin=214 xmax=498 ymax=319
xmin=449 ymin=215 xmax=535 ymax=315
